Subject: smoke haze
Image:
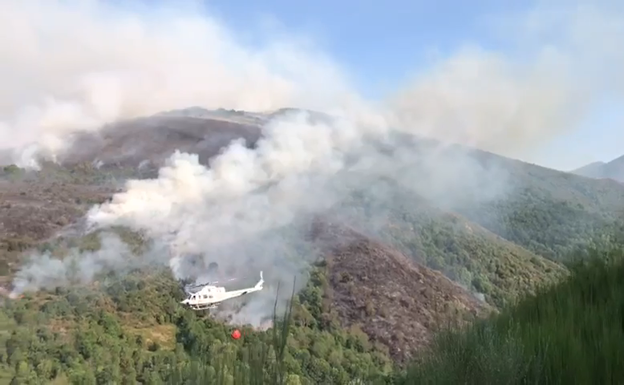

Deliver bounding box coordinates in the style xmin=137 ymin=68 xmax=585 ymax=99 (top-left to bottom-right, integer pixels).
xmin=4 ymin=0 xmax=624 ymax=325
xmin=11 ymin=232 xmax=137 ymax=296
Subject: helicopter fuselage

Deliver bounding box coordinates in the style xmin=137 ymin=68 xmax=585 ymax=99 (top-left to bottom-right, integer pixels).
xmin=180 ymin=271 xmax=263 ymax=310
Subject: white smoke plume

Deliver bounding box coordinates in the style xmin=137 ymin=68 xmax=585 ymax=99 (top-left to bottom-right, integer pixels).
xmin=10 ymin=232 xmax=137 ymax=296
xmin=0 ymin=0 xmax=359 ymax=168
xmin=389 ymin=1 xmax=624 ymax=161
xmin=6 ymin=0 xmax=624 ymax=325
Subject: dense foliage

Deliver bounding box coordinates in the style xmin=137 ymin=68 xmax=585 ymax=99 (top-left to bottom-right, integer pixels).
xmin=0 ymin=269 xmax=394 ymax=384
xmin=341 ymin=183 xmax=567 ymax=308
xmin=457 ymin=158 xmax=624 ymax=261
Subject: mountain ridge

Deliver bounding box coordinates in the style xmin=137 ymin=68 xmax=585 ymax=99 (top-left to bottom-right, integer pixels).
xmin=572 ymin=154 xmax=624 ymax=183
xmin=1 ymin=106 xmax=623 ymax=382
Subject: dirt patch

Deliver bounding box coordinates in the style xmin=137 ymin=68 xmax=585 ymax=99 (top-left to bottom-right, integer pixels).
xmin=48 ymin=318 xmax=75 ymax=339
xmin=124 ymin=324 xmax=176 ymax=350
xmin=311 ymin=220 xmax=493 ymax=363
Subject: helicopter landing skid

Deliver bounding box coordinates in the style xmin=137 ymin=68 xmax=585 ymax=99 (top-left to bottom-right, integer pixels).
xmin=190 ymin=304 xmax=218 ymax=311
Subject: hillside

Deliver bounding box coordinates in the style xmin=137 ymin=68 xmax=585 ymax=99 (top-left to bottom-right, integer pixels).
xmin=1 ymin=108 xmax=624 ymax=383
xmin=572 ymin=154 xmax=624 ymax=183
xmin=1 ymin=109 xmax=622 ymax=296
xmin=59 ymin=114 xmax=261 ymax=169
xmin=309 ymin=221 xmax=493 ymax=363
xmin=446 ymin=148 xmax=624 ymax=261
xmin=334 ymin=179 xmax=567 ymax=307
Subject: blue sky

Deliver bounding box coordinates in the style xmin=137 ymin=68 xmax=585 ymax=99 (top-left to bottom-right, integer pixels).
xmin=205 ymin=0 xmax=530 ymax=98
xmin=202 ymin=0 xmax=621 ymax=171
xmin=536 ymin=99 xmax=624 ymax=171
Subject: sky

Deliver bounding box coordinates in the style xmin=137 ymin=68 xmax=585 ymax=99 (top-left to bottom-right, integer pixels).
xmin=203 ymin=0 xmax=623 ymax=171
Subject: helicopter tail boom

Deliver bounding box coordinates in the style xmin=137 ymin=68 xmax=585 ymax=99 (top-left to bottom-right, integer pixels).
xmin=255 ymin=271 xmax=264 ymax=290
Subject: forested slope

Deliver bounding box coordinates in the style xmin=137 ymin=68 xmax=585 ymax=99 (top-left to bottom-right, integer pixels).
xmin=454 ymin=150 xmax=624 ymax=260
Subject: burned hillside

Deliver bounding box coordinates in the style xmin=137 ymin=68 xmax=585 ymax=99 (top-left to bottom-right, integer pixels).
xmin=59 ymin=115 xmax=262 ymax=168
xmin=310 ymin=220 xmax=493 ymax=363
xmin=0 ymin=176 xmax=116 ymax=276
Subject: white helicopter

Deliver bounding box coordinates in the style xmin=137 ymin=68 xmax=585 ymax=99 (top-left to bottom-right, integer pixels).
xmin=180 ymin=271 xmax=264 ymax=310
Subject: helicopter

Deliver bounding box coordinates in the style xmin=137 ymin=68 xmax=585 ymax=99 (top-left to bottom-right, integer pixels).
xmin=180 ymin=271 xmax=264 ymax=310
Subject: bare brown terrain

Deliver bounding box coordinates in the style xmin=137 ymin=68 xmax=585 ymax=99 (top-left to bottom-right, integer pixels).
xmin=60 ymin=115 xmax=262 ymax=168
xmin=310 ymin=220 xmax=493 ymax=363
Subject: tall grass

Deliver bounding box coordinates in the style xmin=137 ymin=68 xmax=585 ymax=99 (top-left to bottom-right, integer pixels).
xmin=399 ymin=247 xmax=624 ymax=385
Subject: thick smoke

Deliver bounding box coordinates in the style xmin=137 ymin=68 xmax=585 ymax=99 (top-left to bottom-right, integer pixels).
xmin=0 ymin=0 xmax=359 ymax=168
xmin=11 ymin=232 xmax=139 ymax=296
xmin=5 ymin=0 xmax=624 ymax=325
